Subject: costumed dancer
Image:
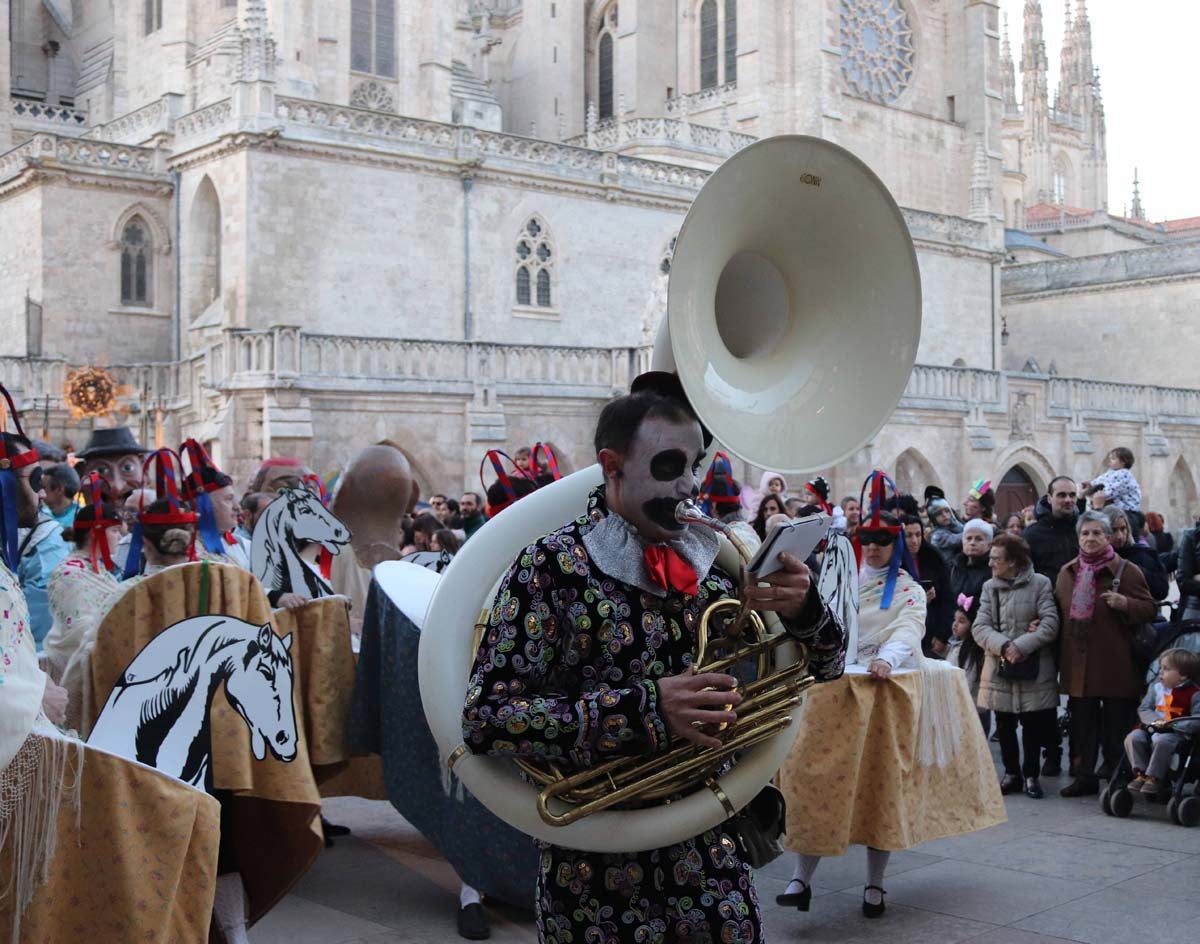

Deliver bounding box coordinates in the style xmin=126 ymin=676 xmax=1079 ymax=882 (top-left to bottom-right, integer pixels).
xmin=461 ymin=373 xmax=846 ymax=944
xmin=180 ymin=439 xmax=250 ymax=569
xmin=0 ymin=388 xmax=74 ymax=942
xmin=42 ymin=473 xmax=123 ymax=682
xmin=121 ymin=449 xmax=200 ymax=581
xmin=777 ymin=470 xmax=1005 ymax=919
xmin=802 ymin=475 xmax=848 ymax=531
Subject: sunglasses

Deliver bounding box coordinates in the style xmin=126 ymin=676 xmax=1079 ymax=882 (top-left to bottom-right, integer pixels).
xmin=23 ymin=467 xmax=43 ymax=492
xmin=857 ymin=530 xmax=896 ymax=547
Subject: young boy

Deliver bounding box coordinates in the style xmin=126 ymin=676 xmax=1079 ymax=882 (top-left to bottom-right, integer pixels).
xmin=1125 ymin=648 xmax=1200 ymax=798
xmin=927 ymin=497 xmax=963 ymax=567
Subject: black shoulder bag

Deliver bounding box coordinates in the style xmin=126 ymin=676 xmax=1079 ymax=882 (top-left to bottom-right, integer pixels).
xmin=1112 ymin=558 xmax=1159 ymax=666
xmin=995 ymin=587 xmax=1039 ymax=681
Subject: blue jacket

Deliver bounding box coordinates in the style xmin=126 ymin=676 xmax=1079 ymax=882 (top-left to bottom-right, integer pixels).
xmin=17 ymin=515 xmax=70 ymax=648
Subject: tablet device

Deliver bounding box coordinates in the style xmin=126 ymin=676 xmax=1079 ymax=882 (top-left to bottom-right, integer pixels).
xmin=747 ymin=513 xmax=832 ymax=579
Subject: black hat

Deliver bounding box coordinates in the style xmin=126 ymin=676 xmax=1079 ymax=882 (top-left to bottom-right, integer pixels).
xmin=924 ymin=485 xmax=946 ymax=505
xmin=628 ymin=371 xmax=713 ymax=448
xmin=806 ymin=476 xmax=831 ymax=503
xmin=77 ymin=427 xmax=149 ymax=460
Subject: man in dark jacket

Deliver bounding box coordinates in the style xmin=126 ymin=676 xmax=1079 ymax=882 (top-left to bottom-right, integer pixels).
xmin=1023 ymin=478 xmax=1080 ymax=582
xmin=1020 ymin=476 xmax=1079 ymax=776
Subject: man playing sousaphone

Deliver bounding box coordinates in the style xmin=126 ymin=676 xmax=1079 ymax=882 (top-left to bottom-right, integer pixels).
xmin=461 ymin=373 xmax=846 ymax=943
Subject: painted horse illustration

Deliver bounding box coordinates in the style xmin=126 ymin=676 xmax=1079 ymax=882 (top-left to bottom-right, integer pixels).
xmin=88 ymin=615 xmax=297 ymax=791
xmin=251 ymin=487 xmax=351 ymax=598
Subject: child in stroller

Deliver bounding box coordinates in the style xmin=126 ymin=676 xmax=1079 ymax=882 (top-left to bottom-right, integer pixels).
xmin=1101 ymin=638 xmax=1200 ymax=826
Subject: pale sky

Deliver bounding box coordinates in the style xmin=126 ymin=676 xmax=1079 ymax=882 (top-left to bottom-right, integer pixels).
xmin=998 ymin=0 xmax=1200 ymax=221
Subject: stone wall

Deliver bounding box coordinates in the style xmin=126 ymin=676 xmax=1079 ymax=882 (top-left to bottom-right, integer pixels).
xmin=1003 ymin=244 xmax=1200 ymax=389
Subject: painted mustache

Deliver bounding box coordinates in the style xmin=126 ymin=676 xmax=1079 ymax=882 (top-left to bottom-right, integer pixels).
xmin=643 ymin=497 xmax=687 ymax=531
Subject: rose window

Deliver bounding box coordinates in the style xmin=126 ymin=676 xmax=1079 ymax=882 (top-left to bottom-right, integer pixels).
xmin=840 ymin=0 xmax=915 ymax=105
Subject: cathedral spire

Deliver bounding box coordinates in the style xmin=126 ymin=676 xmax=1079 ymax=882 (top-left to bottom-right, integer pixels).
xmin=1021 ymin=1 xmax=1049 ymax=116
xmin=1056 ymin=0 xmax=1076 ymax=114
xmin=1001 ymin=14 xmax=1017 ymax=108
xmin=1130 ymin=168 xmax=1144 ymax=221
xmin=238 ymin=0 xmax=276 ymax=83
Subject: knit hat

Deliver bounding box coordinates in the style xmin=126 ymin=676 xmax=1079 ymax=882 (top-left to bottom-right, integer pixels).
xmin=805 ymin=476 xmax=833 ymax=514
xmin=924 ymin=485 xmax=946 ymax=505
xmin=928 ymin=497 xmax=952 ymax=517
xmin=962 ymin=518 xmax=994 ymax=540
xmin=698 ymin=452 xmax=738 ymax=517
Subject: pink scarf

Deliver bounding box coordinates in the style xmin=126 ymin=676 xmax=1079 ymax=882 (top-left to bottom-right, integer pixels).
xmin=1069 ymin=544 xmax=1115 ymax=620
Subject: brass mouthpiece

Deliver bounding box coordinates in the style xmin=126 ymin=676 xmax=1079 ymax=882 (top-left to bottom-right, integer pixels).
xmin=675 ymin=499 xmax=731 ymax=535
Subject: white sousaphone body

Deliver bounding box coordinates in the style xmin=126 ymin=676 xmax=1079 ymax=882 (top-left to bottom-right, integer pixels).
xmin=420 ymin=134 xmax=921 ymax=852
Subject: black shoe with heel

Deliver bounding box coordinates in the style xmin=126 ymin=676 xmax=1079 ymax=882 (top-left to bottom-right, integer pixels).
xmin=775 ymin=880 xmax=812 ymax=911
xmin=999 ymin=774 xmax=1021 ymax=795
xmin=457 ymin=902 xmax=490 ymax=940
xmin=862 ymin=886 xmax=886 ymax=919
xmin=1024 ymin=777 xmax=1044 ymax=799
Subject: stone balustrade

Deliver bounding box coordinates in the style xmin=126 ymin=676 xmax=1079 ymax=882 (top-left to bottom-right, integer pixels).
xmin=0 ymin=132 xmax=162 ymax=183
xmin=564 ymin=114 xmax=755 ymax=158
xmin=1003 ymin=242 xmax=1200 ymax=294
xmin=664 ymin=83 xmax=739 ymax=116
xmin=10 ymin=98 xmax=88 ymax=132
xmin=3 ymin=334 xmax=1199 ymax=434
xmin=85 ymin=95 xmax=181 ymax=145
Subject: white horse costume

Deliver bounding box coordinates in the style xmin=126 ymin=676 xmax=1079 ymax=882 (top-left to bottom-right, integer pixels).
xmin=88 ymin=615 xmax=297 ymax=791
xmin=251 ymin=488 xmax=351 ymax=598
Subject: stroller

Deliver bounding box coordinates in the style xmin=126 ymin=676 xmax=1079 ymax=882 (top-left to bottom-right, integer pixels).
xmin=1099 ymin=623 xmax=1200 ymax=827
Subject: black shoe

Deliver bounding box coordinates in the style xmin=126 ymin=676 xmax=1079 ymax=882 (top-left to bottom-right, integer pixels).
xmin=457 ymin=903 xmax=490 ymax=940
xmin=775 ymin=880 xmax=812 ymax=911
xmin=1060 ymin=778 xmax=1099 ymax=798
xmin=321 ymin=817 xmax=351 ymax=836
xmin=1024 ymin=777 xmax=1044 ymax=799
xmin=1000 ymin=774 xmax=1022 ymax=795
xmin=1041 ymin=760 xmax=1062 ymax=777
xmin=862 ymin=886 xmax=886 ymax=919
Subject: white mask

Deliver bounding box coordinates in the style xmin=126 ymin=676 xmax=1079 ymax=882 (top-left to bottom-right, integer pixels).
xmin=607 ymin=414 xmax=704 ymax=543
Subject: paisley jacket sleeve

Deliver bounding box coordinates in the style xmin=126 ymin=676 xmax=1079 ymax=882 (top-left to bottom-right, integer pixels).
xmin=461 ymin=537 xmax=668 ymax=769
xmin=782 ymin=588 xmax=847 ymax=683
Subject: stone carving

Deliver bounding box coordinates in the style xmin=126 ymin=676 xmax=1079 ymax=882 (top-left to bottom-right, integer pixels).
xmin=840 ymin=0 xmax=916 ymax=105
xmin=349 ymin=80 xmax=397 ymax=112
xmin=1010 ymin=391 xmax=1034 ymax=441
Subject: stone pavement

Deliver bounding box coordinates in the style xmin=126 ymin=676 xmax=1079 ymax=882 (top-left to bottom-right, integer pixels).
xmin=255 ymin=759 xmax=1197 ymax=944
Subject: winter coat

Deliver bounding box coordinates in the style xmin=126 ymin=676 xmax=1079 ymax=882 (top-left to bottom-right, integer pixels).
xmin=929 ymin=518 xmax=963 ymax=568
xmin=1178 ymin=529 xmax=1200 ymax=612
xmin=1022 ymin=495 xmax=1079 ymax=584
xmin=1116 ymin=541 xmax=1168 ymax=602
xmin=906 ymin=542 xmax=953 ymax=646
xmin=1137 ymin=679 xmax=1199 ymax=725
xmin=1055 ymin=557 xmax=1157 ymax=699
xmin=948 ymin=553 xmax=990 ymax=612
xmin=973 ymin=567 xmax=1060 ymax=714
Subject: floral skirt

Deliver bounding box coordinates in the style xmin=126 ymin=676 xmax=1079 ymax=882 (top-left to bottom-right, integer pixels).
xmin=536 ymin=825 xmax=762 ymax=944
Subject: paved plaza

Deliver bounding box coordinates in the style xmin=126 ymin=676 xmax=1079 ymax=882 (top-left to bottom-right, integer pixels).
xmin=256 ymin=749 xmax=1196 ymax=944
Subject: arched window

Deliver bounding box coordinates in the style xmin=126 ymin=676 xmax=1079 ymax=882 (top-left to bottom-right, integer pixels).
xmin=120 ymin=219 xmax=152 ymax=306
xmin=700 ymin=0 xmax=719 ymax=90
xmin=1052 ymin=157 xmax=1070 ymax=206
xmin=725 ymin=0 xmax=738 ymax=85
xmin=598 ymin=32 xmax=614 ymax=119
xmin=351 ymin=0 xmax=396 ymax=78
xmin=144 ymin=0 xmax=163 ymax=35
xmin=515 ymin=217 xmax=555 ymax=309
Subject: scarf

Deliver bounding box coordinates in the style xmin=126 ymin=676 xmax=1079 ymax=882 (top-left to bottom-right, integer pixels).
xmin=1069 ymin=543 xmax=1115 ymax=620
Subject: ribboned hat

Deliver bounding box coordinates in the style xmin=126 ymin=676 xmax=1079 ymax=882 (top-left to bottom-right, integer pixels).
xmin=76 ymin=426 xmax=149 ymax=460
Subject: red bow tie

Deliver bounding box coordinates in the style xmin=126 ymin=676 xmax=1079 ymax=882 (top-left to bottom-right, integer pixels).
xmin=643 ymin=545 xmax=699 ymax=596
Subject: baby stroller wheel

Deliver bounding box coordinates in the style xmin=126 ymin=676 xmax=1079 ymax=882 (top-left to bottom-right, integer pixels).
xmin=1177 ymin=796 xmax=1200 ymax=828
xmin=1167 ymin=797 xmax=1180 ymax=825
xmin=1099 ymin=787 xmax=1113 ymax=816
xmin=1108 ymin=788 xmax=1133 ymax=818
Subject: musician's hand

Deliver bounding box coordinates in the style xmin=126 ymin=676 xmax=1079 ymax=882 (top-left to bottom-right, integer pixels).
xmin=277 ymin=593 xmax=310 ymax=610
xmin=868 ymin=659 xmax=892 ymax=679
xmin=741 ymin=552 xmax=813 ymax=620
xmin=41 ymin=680 xmax=68 ymax=725
xmin=656 ymin=670 xmax=742 ymax=750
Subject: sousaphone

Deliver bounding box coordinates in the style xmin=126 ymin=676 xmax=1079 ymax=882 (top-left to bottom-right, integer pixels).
xmin=419 ymin=135 xmax=921 ymax=852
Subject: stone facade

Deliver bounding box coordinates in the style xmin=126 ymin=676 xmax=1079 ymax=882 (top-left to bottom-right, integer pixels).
xmin=1 ymin=0 xmax=1198 ymax=528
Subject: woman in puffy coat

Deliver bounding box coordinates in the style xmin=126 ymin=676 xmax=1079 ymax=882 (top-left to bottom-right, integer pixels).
xmin=973 ymin=533 xmax=1060 ymax=799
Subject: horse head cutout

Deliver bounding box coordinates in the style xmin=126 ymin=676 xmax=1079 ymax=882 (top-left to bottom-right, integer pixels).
xmin=251 ymin=487 xmax=352 ymax=599
xmin=88 ymin=615 xmax=298 ymax=791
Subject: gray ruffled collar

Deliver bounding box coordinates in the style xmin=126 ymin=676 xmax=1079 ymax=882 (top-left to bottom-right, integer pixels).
xmin=582 ymin=508 xmax=720 ymax=598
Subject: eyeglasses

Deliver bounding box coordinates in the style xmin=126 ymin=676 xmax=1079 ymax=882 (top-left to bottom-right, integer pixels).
xmin=857 ymin=530 xmax=896 ymax=547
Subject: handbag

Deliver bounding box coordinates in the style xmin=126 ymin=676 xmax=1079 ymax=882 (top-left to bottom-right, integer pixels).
xmin=1112 ymin=558 xmax=1159 ymax=665
xmin=992 ymin=587 xmax=1040 ymax=681
xmin=730 ymin=784 xmax=787 ymax=869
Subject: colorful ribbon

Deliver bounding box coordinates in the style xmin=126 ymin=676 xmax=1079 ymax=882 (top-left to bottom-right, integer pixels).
xmin=123 ymin=448 xmax=198 ymax=579
xmin=855 ymin=469 xmax=916 ymax=610
xmin=643 ymin=544 xmax=699 ymax=596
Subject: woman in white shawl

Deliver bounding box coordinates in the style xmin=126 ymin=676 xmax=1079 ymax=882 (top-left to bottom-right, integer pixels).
xmin=42 ymin=492 xmax=124 ymax=683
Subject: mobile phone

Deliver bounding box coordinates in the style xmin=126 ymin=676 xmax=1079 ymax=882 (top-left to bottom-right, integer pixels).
xmin=746 ymin=513 xmax=832 ymax=579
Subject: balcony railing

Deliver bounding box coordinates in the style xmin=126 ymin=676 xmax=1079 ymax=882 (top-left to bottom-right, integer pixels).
xmin=10 ymin=98 xmax=88 ymax=133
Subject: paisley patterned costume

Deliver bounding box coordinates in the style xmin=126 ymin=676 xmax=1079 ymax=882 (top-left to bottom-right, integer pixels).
xmin=463 ymin=487 xmax=845 ymax=943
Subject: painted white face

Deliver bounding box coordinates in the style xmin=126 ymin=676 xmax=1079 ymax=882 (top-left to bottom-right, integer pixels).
xmin=607 ymin=414 xmax=704 ymax=544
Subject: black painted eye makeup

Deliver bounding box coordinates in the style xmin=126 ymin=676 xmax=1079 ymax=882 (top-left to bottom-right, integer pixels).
xmin=650 ymin=449 xmax=687 ymax=482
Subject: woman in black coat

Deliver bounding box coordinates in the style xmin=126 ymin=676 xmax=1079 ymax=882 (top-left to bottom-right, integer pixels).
xmin=902 ymin=514 xmax=953 ymax=653
xmin=1103 ymin=506 xmax=1169 ymax=602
